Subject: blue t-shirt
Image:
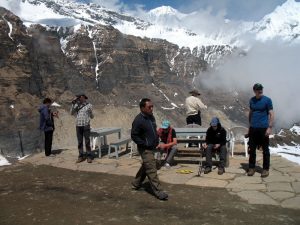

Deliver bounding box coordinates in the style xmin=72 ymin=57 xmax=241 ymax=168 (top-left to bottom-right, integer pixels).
xmin=249 ymin=95 xmax=273 ymax=128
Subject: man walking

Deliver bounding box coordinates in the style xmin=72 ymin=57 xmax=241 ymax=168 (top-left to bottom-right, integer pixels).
xmin=39 ymin=98 xmax=58 ymax=156
xmin=248 ymin=83 xmax=274 ymax=178
xmin=70 ymin=94 xmax=94 ymax=163
xmin=185 ymin=89 xmax=207 ymax=126
xmin=131 ymin=98 xmax=168 ymax=200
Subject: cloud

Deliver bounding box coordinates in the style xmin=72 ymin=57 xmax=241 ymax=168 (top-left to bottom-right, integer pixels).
xmin=177 ymin=0 xmax=286 ymax=21
xmin=199 ymin=40 xmax=300 ymax=129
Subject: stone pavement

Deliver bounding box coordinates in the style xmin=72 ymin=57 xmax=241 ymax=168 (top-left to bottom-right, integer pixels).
xmin=22 ymin=147 xmax=300 ymax=210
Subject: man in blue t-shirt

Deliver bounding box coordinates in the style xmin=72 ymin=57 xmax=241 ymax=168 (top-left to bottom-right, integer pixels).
xmin=247 ymin=83 xmax=274 ymax=178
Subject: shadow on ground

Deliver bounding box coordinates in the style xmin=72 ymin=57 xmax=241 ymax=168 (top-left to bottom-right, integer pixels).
xmin=0 ymin=164 xmax=299 ymax=225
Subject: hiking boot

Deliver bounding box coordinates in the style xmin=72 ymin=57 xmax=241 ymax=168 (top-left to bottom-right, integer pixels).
xmin=247 ymin=168 xmax=255 ymax=176
xmin=76 ymin=156 xmax=86 ymax=163
xmin=87 ymin=158 xmax=93 ymax=163
xmin=131 ymin=181 xmax=142 ymax=190
xmin=218 ymin=167 xmax=225 ymax=175
xmin=157 ymin=191 xmax=168 ymax=201
xmin=261 ymin=169 xmax=269 ymax=178
xmin=204 ymin=167 xmax=212 ymax=174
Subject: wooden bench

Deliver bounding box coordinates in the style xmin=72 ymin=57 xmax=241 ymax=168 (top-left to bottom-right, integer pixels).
xmin=108 ymin=137 xmax=132 ymax=159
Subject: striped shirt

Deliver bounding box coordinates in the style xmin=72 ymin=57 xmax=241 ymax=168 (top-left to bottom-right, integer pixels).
xmin=70 ymin=102 xmax=94 ymax=126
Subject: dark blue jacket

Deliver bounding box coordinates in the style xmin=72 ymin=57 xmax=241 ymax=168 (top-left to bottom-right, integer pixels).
xmin=131 ymin=113 xmax=159 ymax=150
xmin=39 ymin=105 xmax=54 ymax=132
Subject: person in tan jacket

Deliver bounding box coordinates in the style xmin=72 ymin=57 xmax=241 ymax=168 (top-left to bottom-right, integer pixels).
xmin=185 ymin=89 xmax=207 ymax=126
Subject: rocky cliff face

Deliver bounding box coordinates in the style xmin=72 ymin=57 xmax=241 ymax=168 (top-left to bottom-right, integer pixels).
xmin=0 ymin=7 xmax=247 ymax=156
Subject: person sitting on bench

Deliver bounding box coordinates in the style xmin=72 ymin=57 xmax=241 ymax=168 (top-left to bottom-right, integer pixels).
xmin=203 ymin=117 xmax=227 ymax=175
xmin=157 ymin=120 xmax=177 ymax=168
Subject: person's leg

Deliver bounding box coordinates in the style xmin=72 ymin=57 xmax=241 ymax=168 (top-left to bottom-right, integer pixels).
xmin=76 ymin=126 xmax=85 ymax=158
xmin=219 ymin=145 xmax=227 ymax=169
xmin=44 ymin=131 xmax=53 ymax=156
xmin=142 ymin=150 xmax=164 ymax=196
xmin=205 ymin=144 xmax=213 ymax=168
xmin=165 ymin=146 xmax=177 ymax=164
xmin=132 ymin=164 xmax=147 ymax=188
xmin=83 ymin=125 xmax=92 ymax=160
xmin=261 ymin=128 xmax=270 ymax=171
xmin=248 ymin=128 xmax=258 ymax=169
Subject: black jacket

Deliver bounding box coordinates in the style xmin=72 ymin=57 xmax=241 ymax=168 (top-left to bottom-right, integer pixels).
xmin=131 ymin=113 xmax=159 ymax=150
xmin=206 ymin=124 xmax=227 ymax=146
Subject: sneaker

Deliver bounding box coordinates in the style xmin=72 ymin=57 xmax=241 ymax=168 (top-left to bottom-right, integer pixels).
xmin=204 ymin=167 xmax=212 ymax=174
xmin=131 ymin=181 xmax=142 ymax=190
xmin=76 ymin=157 xmax=86 ymax=163
xmin=247 ymin=168 xmax=255 ymax=176
xmin=218 ymin=167 xmax=225 ymax=175
xmin=164 ymin=162 xmax=171 ymax=169
xmin=261 ymin=169 xmax=269 ymax=178
xmin=157 ymin=191 xmax=168 ymax=201
xmin=87 ymin=158 xmax=93 ymax=163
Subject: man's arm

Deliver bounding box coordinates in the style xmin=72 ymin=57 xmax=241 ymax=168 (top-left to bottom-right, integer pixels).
xmin=161 ymin=138 xmax=177 ymax=149
xmin=131 ymin=119 xmax=146 ymax=146
xmin=70 ymin=103 xmax=79 ymax=116
xmin=196 ymin=98 xmax=207 ymax=110
xmin=266 ymin=109 xmax=274 ymax=136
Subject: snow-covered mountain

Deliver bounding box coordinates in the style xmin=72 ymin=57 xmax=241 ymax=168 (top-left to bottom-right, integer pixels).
xmin=2 ymin=0 xmax=299 ymax=50
xmin=251 ymin=0 xmax=300 ymax=43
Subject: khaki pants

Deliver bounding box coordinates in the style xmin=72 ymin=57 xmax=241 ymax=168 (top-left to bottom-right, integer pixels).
xmin=132 ymin=149 xmax=161 ymax=196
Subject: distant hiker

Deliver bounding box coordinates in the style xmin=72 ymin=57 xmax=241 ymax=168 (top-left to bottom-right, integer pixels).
xmin=157 ymin=120 xmax=177 ymax=168
xmin=203 ymin=117 xmax=227 ymax=175
xmin=70 ymin=94 xmax=94 ymax=163
xmin=185 ymin=89 xmax=207 ymax=126
xmin=247 ymin=83 xmax=274 ymax=178
xmin=131 ymin=98 xmax=168 ymax=201
xmin=39 ymin=98 xmax=58 ymax=156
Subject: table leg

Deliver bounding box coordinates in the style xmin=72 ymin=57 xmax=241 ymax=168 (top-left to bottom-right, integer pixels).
xmin=104 ymin=135 xmax=108 ymax=146
xmin=118 ymin=131 xmax=121 ymax=139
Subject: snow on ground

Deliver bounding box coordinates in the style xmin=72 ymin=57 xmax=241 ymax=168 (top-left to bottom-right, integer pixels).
xmin=270 ymin=125 xmax=300 ymax=165
xmin=290 ymin=125 xmax=300 ymax=135
xmin=2 ymin=16 xmax=13 ymax=40
xmin=270 ymin=144 xmax=300 ymax=165
xmin=0 ymin=154 xmax=11 ymax=167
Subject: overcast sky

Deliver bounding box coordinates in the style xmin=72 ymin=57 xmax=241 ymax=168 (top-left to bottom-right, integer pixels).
xmin=86 ymin=0 xmax=296 ymax=21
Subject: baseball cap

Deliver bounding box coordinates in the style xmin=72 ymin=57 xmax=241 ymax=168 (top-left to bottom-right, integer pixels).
xmin=210 ymin=117 xmax=220 ymax=126
xmin=161 ymin=120 xmax=170 ymax=129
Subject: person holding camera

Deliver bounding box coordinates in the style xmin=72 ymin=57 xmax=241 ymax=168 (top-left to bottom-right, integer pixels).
xmin=70 ymin=94 xmax=94 ymax=163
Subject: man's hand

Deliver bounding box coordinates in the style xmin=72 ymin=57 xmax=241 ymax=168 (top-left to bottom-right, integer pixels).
xmin=265 ymin=127 xmax=272 ymax=136
xmin=202 ymin=143 xmax=207 ymax=149
xmin=214 ymin=144 xmax=220 ymax=149
xmin=157 ymin=143 xmax=166 ymax=149
xmin=52 ymin=111 xmax=59 ymax=118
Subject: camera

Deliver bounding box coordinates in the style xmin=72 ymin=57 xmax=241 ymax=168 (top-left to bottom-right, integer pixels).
xmin=72 ymin=97 xmax=80 ymax=105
